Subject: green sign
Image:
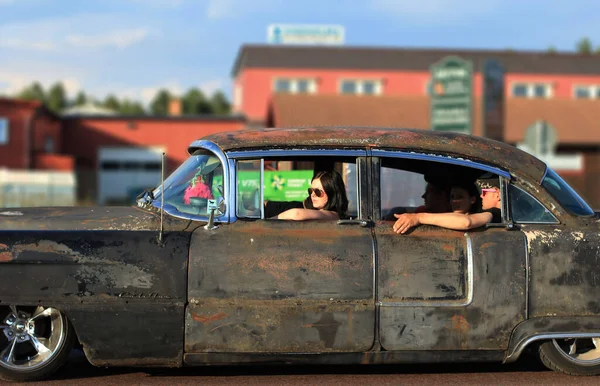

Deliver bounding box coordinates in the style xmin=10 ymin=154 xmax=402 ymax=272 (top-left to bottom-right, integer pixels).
xmin=430 ymin=56 xmax=473 ymax=134
xmin=230 ymin=170 xmax=314 ymax=202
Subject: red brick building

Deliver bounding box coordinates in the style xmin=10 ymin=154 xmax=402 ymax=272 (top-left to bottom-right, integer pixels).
xmin=231 ymin=45 xmax=600 ymax=208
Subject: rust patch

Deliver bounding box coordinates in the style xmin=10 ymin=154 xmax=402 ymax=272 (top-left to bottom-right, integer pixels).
xmin=451 ymin=315 xmax=469 ymax=333
xmin=192 ymin=312 xmax=228 ymax=324
xmin=442 ymin=244 xmax=455 ymax=252
xmin=480 ymin=242 xmax=496 ymax=249
xmin=0 ymin=252 xmax=13 ymax=262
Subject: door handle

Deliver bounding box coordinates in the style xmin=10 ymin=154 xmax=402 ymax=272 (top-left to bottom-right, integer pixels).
xmin=337 ymin=219 xmax=371 ymax=227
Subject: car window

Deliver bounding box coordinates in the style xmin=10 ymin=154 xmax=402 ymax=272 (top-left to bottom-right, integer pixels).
xmin=509 ymin=184 xmax=558 ymax=223
xmin=236 ymin=157 xmax=359 ymax=220
xmin=542 ymin=168 xmax=595 ymax=217
xmin=380 ymin=167 xmax=425 ymax=217
xmin=152 ymin=150 xmax=224 ymax=217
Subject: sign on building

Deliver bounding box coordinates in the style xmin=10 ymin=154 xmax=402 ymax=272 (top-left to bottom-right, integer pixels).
xmin=429 ymin=56 xmax=473 ymax=135
xmin=267 ymin=24 xmax=344 ymax=45
xmin=482 ymin=59 xmax=505 ymax=141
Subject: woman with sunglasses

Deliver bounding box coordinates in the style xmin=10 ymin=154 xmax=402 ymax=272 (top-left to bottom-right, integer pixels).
xmin=275 ymin=170 xmax=349 ymax=220
xmin=449 ymin=181 xmax=481 ymax=215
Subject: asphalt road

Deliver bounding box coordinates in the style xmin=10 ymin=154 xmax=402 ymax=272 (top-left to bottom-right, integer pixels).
xmin=13 ymin=349 xmax=600 ymax=386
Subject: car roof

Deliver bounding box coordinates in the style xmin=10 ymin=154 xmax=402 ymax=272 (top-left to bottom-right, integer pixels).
xmin=190 ymin=127 xmax=547 ymax=183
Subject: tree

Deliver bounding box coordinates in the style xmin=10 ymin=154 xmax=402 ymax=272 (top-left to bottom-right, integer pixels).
xmin=47 ymin=82 xmax=67 ymax=113
xmin=547 ymin=46 xmax=557 ymax=53
xmin=150 ymin=89 xmax=171 ymax=116
xmin=18 ymin=82 xmax=46 ymax=102
xmin=210 ymin=90 xmax=231 ymax=115
xmin=103 ymin=94 xmax=121 ymax=112
xmin=576 ymin=37 xmax=592 ymax=54
xmin=75 ymin=91 xmax=87 ymax=106
xmin=120 ymin=99 xmax=145 ymax=115
xmin=182 ymin=87 xmax=212 ymax=115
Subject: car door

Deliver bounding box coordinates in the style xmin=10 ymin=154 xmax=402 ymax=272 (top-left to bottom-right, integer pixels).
xmin=371 ymin=151 xmax=528 ymax=352
xmin=185 ymin=150 xmax=376 ymax=354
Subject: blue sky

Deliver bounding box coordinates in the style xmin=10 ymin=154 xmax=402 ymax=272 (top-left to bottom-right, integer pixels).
xmin=0 ymin=0 xmax=598 ymax=105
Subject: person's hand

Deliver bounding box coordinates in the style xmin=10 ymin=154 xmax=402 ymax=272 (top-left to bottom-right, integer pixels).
xmin=393 ymin=213 xmax=421 ymax=234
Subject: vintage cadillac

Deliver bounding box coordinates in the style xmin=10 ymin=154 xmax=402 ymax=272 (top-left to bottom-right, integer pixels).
xmin=1 ymin=127 xmax=599 ymax=382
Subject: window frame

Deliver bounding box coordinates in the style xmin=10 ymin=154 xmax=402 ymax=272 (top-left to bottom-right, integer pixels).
xmin=338 ymin=79 xmax=383 ymax=95
xmin=0 ymin=117 xmax=9 ymax=145
xmin=511 ymin=82 xmax=553 ymax=99
xmin=507 ymin=183 xmax=559 ymax=224
xmin=272 ymin=77 xmax=317 ymax=94
xmin=371 ymin=149 xmax=510 ymax=222
xmin=152 ymin=140 xmax=230 ymax=223
xmin=572 ymin=84 xmax=600 ymax=100
xmin=228 ymin=149 xmax=368 ymax=221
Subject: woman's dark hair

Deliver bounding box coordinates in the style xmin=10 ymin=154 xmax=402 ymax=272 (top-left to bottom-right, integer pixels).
xmin=452 ymin=180 xmax=482 ymax=213
xmin=313 ymin=170 xmax=348 ymax=218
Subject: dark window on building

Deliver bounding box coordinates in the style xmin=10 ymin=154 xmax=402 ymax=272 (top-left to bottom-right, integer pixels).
xmin=512 ymin=84 xmax=527 ymax=97
xmin=341 ymin=80 xmax=357 ymax=94
xmin=274 ymin=79 xmax=291 ymax=93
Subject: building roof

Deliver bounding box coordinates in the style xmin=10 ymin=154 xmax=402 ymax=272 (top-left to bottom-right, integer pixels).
xmin=61 ymin=113 xmax=247 ymax=121
xmin=268 ymin=93 xmax=484 ymax=137
xmin=61 ymin=102 xmax=118 ymax=117
xmin=0 ymin=97 xmax=41 ymax=108
xmin=505 ymin=99 xmax=600 ymax=145
xmin=270 ymin=94 xmax=430 ymax=129
xmin=195 ymin=127 xmax=546 ymax=183
xmin=232 ymin=44 xmax=600 ymax=77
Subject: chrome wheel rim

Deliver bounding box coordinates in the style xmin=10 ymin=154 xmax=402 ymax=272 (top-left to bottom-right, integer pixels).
xmin=553 ymin=337 xmax=600 ymax=366
xmin=0 ymin=306 xmax=65 ymax=371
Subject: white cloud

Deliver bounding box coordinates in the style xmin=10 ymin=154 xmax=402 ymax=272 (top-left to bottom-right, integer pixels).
xmin=66 ymin=28 xmax=150 ymax=49
xmin=205 ymin=0 xmax=280 ymax=19
xmin=370 ymin=0 xmax=499 ymax=24
xmin=0 ymin=66 xmax=83 ymax=98
xmin=0 ymin=14 xmax=151 ymax=52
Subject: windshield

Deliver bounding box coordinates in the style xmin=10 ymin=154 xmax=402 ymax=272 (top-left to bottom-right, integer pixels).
xmin=542 ymin=168 xmax=594 ymax=217
xmin=152 ymin=150 xmax=224 ymax=216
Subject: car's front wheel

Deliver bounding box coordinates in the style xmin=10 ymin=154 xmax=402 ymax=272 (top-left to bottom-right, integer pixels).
xmin=0 ymin=305 xmax=75 ymax=382
xmin=539 ymin=337 xmax=600 ymax=376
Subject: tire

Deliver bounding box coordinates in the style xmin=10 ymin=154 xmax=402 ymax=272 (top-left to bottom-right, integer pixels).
xmin=538 ymin=338 xmax=600 ymax=376
xmin=0 ymin=305 xmax=76 ymax=382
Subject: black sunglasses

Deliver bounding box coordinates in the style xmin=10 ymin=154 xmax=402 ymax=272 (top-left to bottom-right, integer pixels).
xmin=307 ymin=188 xmax=325 ymax=197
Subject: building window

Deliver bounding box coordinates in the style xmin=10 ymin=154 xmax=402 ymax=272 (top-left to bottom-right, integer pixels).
xmin=273 ymin=78 xmax=316 ymax=94
xmin=339 ymin=79 xmax=383 ymax=95
xmin=511 ymin=83 xmax=552 ymax=98
xmin=44 ymin=136 xmax=55 ymax=153
xmin=0 ymin=118 xmax=8 ymax=145
xmin=573 ymin=85 xmax=600 ymax=99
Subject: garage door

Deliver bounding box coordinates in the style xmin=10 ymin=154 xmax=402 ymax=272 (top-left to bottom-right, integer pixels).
xmin=98 ymin=147 xmax=163 ymax=205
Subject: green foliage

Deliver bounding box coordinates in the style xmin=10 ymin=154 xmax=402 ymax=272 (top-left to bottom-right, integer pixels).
xmin=103 ymin=94 xmax=121 ymax=112
xmin=18 ymin=82 xmax=46 ymax=102
xmin=47 ymin=82 xmax=67 ymax=113
xmin=547 ymin=46 xmax=557 ymax=53
xmin=75 ymin=91 xmax=87 ymax=106
xmin=149 ymin=89 xmax=171 ymax=116
xmin=210 ymin=90 xmax=231 ymax=115
xmin=14 ymin=81 xmax=230 ymax=116
xmin=576 ymin=37 xmax=592 ymax=54
xmin=120 ymin=99 xmax=146 ymax=115
xmin=182 ymin=88 xmax=213 ymax=114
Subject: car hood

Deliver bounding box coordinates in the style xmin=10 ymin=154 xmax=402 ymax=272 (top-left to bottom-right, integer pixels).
xmin=0 ymin=206 xmax=165 ymax=231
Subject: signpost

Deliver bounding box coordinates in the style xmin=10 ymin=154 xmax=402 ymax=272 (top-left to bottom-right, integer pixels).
xmin=267 ymin=24 xmax=344 ymax=45
xmin=429 ymin=56 xmax=473 ymax=135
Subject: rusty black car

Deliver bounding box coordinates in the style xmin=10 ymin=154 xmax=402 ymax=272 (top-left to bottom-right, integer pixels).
xmin=1 ymin=127 xmax=599 ymax=382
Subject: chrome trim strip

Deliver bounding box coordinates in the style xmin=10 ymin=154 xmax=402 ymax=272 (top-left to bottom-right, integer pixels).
xmin=378 ymin=233 xmax=474 ymax=308
xmin=540 ymin=165 xmax=549 ymax=185
xmin=260 ymin=158 xmax=265 ymax=219
xmin=371 ymin=149 xmax=511 ymax=179
xmin=523 ymin=234 xmax=529 ymax=320
xmin=153 ymin=140 xmax=231 ymax=223
xmin=227 ymin=149 xmax=367 ymax=159
xmin=505 ymin=333 xmax=600 ymax=363
xmin=228 ymin=158 xmax=237 ymax=223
